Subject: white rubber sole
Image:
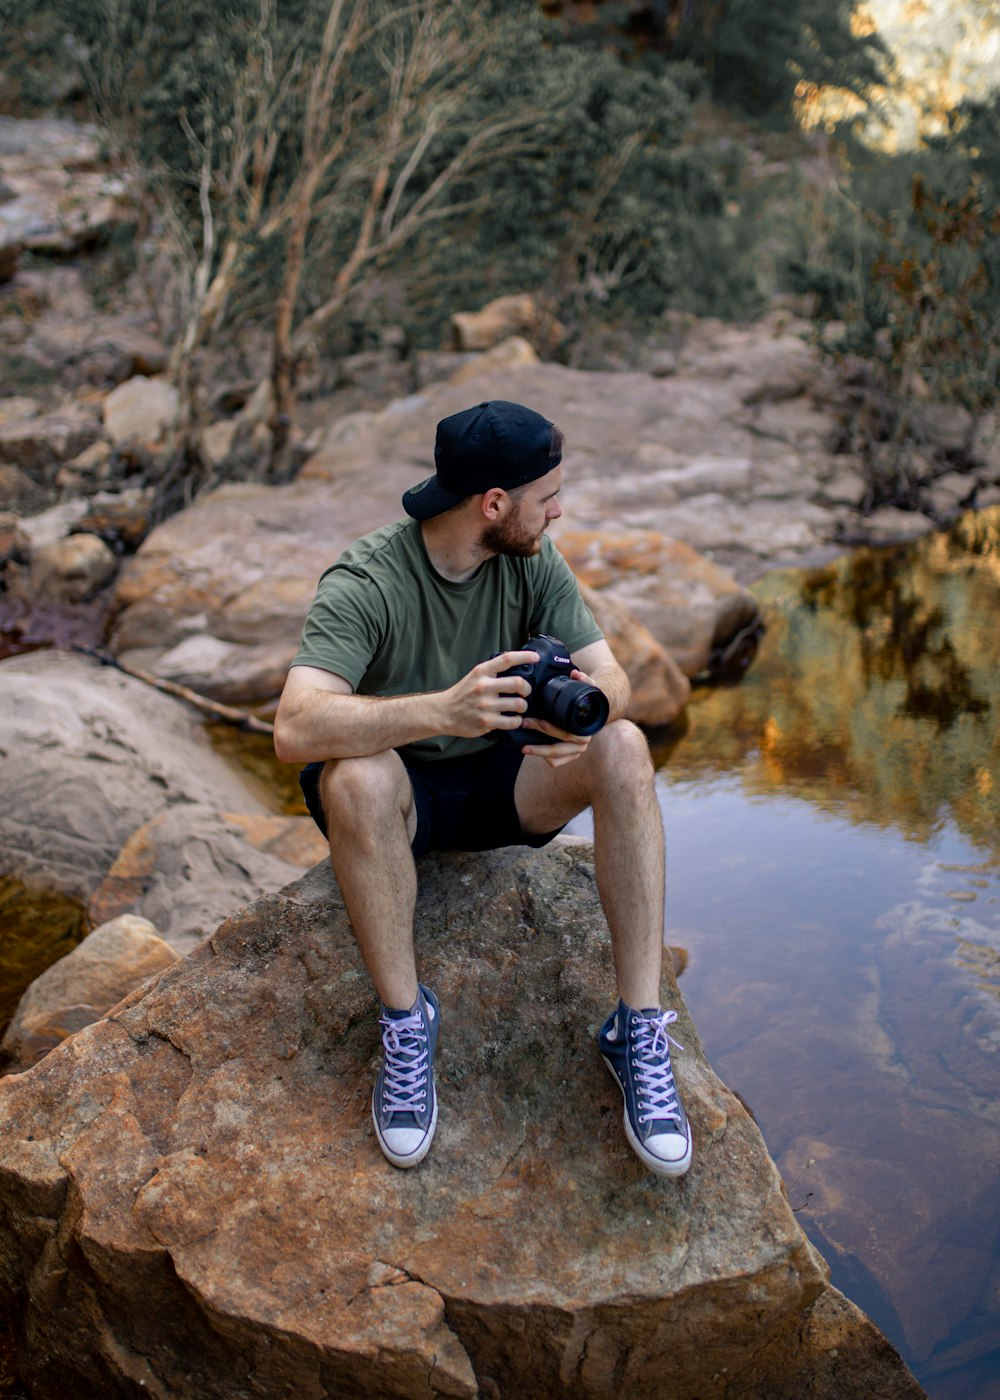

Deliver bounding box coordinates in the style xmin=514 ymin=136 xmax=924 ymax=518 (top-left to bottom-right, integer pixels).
xmin=602 ymin=1054 xmax=693 ymax=1178
xmin=372 ymin=1094 xmax=439 ymax=1169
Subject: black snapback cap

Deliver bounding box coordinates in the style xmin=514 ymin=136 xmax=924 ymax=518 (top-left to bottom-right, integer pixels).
xmin=402 ymin=400 xmax=559 ymax=521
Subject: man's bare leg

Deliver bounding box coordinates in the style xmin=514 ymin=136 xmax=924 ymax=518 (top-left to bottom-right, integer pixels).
xmin=319 ymin=751 xmax=439 ymax=1169
xmin=318 ymin=751 xmax=420 ymax=1010
xmin=514 ymin=720 xmax=665 ymax=1007
xmin=515 ymin=720 xmax=691 ymax=1176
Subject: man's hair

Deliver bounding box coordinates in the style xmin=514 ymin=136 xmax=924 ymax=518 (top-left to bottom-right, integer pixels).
xmin=549 ymin=424 xmax=564 ymax=461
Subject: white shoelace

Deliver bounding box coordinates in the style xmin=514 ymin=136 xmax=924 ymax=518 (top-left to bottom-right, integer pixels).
xmin=380 ymin=1011 xmax=430 ymax=1115
xmin=632 ymin=1009 xmax=684 ymax=1125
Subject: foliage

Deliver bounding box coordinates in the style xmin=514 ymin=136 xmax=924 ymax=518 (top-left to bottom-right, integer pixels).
xmin=659 ymin=0 xmax=887 ymax=120
xmin=780 ymin=99 xmax=1000 ymax=506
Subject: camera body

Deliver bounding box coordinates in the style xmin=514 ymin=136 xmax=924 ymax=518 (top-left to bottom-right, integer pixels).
xmin=489 ymin=634 xmax=609 ymax=748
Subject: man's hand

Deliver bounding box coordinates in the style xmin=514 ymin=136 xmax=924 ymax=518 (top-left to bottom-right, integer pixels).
xmin=521 ymin=667 xmax=595 ymax=768
xmin=440 ymin=650 xmax=539 ymax=738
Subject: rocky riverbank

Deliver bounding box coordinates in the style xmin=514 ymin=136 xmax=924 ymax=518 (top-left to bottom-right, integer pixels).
xmin=0 ymin=847 xmax=926 ymax=1399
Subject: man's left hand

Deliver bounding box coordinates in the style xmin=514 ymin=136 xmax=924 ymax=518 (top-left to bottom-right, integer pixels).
xmin=521 ymin=669 xmax=597 ymax=768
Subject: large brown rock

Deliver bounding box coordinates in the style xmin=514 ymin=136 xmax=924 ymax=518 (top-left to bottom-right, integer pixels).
xmin=0 ymin=407 xmax=102 ymax=479
xmin=578 ymin=580 xmax=690 ymax=725
xmin=451 ymin=293 xmax=543 ymax=352
xmin=1 ymin=914 xmax=179 ymax=1069
xmin=102 ymin=375 xmax=178 ymax=446
xmin=86 ymin=804 xmax=329 ymax=954
xmin=561 ymin=530 xmax=761 ymax=678
xmin=0 ymin=848 xmax=923 ymax=1400
xmin=107 ymin=324 xmax=882 ymax=707
xmin=0 ymin=651 xmax=269 ymax=899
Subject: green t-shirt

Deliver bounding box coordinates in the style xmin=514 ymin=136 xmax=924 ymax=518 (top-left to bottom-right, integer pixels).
xmin=291 ymin=520 xmax=603 ymax=761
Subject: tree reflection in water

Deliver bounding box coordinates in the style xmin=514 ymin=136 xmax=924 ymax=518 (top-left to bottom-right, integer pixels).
xmin=639 ymin=505 xmax=1000 ymax=1400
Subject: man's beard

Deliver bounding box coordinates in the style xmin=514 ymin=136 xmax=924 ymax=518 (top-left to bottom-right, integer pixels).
xmin=480 ymin=507 xmax=544 ymax=558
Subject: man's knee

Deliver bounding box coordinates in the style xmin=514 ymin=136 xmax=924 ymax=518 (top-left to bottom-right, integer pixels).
xmin=589 ymin=719 xmax=655 ymax=789
xmin=319 ymin=751 xmax=411 ymax=827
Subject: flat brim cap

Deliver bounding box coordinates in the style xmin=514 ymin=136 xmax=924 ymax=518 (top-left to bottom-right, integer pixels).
xmin=401 ymin=474 xmax=470 ymax=521
xmin=402 ymin=400 xmax=559 ymax=520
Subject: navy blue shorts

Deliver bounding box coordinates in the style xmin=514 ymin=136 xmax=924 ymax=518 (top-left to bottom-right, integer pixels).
xmin=299 ymin=746 xmax=565 ymax=859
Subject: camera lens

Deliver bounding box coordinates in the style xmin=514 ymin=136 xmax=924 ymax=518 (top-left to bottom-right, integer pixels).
xmin=544 ymin=677 xmax=609 ymax=736
xmin=571 ymin=692 xmax=602 ymax=729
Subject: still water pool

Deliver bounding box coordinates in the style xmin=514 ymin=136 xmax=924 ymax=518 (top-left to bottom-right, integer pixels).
xmin=571 ymin=506 xmax=1000 ymax=1400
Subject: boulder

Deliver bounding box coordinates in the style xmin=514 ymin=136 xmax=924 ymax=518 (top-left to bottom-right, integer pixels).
xmin=0 ymin=408 xmax=102 ymax=479
xmin=14 ymin=497 xmax=90 ymax=552
xmin=447 ymin=335 xmax=540 ymax=384
xmin=0 ymin=116 xmax=129 ymax=256
xmin=578 ymin=581 xmax=690 ymax=726
xmin=103 ymin=376 xmax=179 ymax=446
xmin=1 ymin=914 xmax=179 ymax=1069
xmin=0 ymin=848 xmax=924 ymax=1399
xmin=559 ymin=530 xmax=761 ymax=679
xmin=28 ymin=316 xmax=168 ymax=386
xmin=23 ymin=532 xmax=118 ymax=603
xmin=0 ymin=651 xmax=270 ymax=899
xmin=86 ymin=804 xmax=326 ymax=954
xmin=0 ymin=463 xmax=48 ymax=514
xmin=451 ymin=293 xmax=542 ymax=352
xmin=0 ymin=397 xmax=41 ymax=427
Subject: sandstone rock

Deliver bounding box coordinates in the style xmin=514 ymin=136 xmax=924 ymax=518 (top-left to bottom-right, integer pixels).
xmin=559 ymin=530 xmax=761 ymax=679
xmin=451 ymin=292 xmax=541 ymax=352
xmin=149 ymin=633 xmax=298 ymax=706
xmin=29 ymin=316 xmax=168 ymax=385
xmin=578 ymin=580 xmax=690 ymax=726
xmin=110 ymin=328 xmax=879 ymax=700
xmin=925 ymin=470 xmax=974 ymax=519
xmin=0 ymin=651 xmax=269 ymax=899
xmin=25 ymin=532 xmax=118 ymax=603
xmin=921 ymin=402 xmax=973 ymax=455
xmin=0 ymin=407 xmax=102 ymax=478
xmin=0 ymin=849 xmax=923 ymax=1399
xmin=0 ymin=463 xmax=47 ymax=514
xmin=200 ymin=418 xmax=239 ymax=468
xmin=0 ymin=396 xmax=40 ymax=426
xmin=74 ymin=487 xmax=155 ymax=552
xmin=103 ymin=375 xmax=179 ymax=445
xmin=16 ymin=497 xmax=90 ymax=551
xmin=447 ymin=334 xmax=540 ymax=384
xmin=0 ymin=116 xmax=129 ymax=256
xmin=87 ymin=805 xmax=325 ymax=954
xmin=414 ymin=349 xmax=474 ymax=387
xmin=1 ymin=913 xmax=179 ymax=1069
xmin=854 ymin=506 xmax=937 ymax=543
xmin=54 ymin=438 xmax=114 ymax=493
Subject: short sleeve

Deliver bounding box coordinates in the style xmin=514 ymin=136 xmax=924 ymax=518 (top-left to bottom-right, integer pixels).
xmin=290 ymin=567 xmax=389 ymax=689
xmin=529 ymin=539 xmax=604 ymax=652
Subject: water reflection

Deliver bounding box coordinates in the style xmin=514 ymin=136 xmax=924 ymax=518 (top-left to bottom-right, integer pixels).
xmin=657 ymin=505 xmax=1000 ymax=850
xmin=639 ymin=506 xmax=1000 ymax=1400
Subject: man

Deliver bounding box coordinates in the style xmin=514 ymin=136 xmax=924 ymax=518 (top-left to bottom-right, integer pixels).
xmin=274 ymin=400 xmax=691 ymax=1177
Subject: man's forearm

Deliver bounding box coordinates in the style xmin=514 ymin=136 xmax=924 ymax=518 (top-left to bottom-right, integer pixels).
xmin=274 ymin=688 xmax=445 ymax=764
xmin=590 ymin=663 xmax=631 ymax=723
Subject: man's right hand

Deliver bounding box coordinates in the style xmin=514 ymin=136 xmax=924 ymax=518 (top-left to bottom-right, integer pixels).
xmin=440 ymin=651 xmax=539 ymax=738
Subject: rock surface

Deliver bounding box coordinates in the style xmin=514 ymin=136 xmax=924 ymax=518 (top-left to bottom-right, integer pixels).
xmin=0 ymin=651 xmax=269 ymax=899
xmin=0 ymin=846 xmax=924 ymax=1399
xmin=86 ymin=804 xmax=329 ymax=954
xmin=1 ymin=914 xmax=179 ymax=1069
xmin=111 ymin=340 xmax=850 ymax=706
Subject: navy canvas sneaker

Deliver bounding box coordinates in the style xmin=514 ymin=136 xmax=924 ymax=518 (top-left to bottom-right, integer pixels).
xmin=372 ymin=984 xmax=440 ymax=1169
xmin=599 ymin=999 xmax=692 ymax=1177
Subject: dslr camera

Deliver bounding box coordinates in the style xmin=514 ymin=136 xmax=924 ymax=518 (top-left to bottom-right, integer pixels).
xmin=489 ymin=635 xmax=609 ymax=748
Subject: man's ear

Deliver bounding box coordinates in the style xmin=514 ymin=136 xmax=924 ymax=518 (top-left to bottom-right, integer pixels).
xmin=480 ymin=487 xmax=509 ymax=521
